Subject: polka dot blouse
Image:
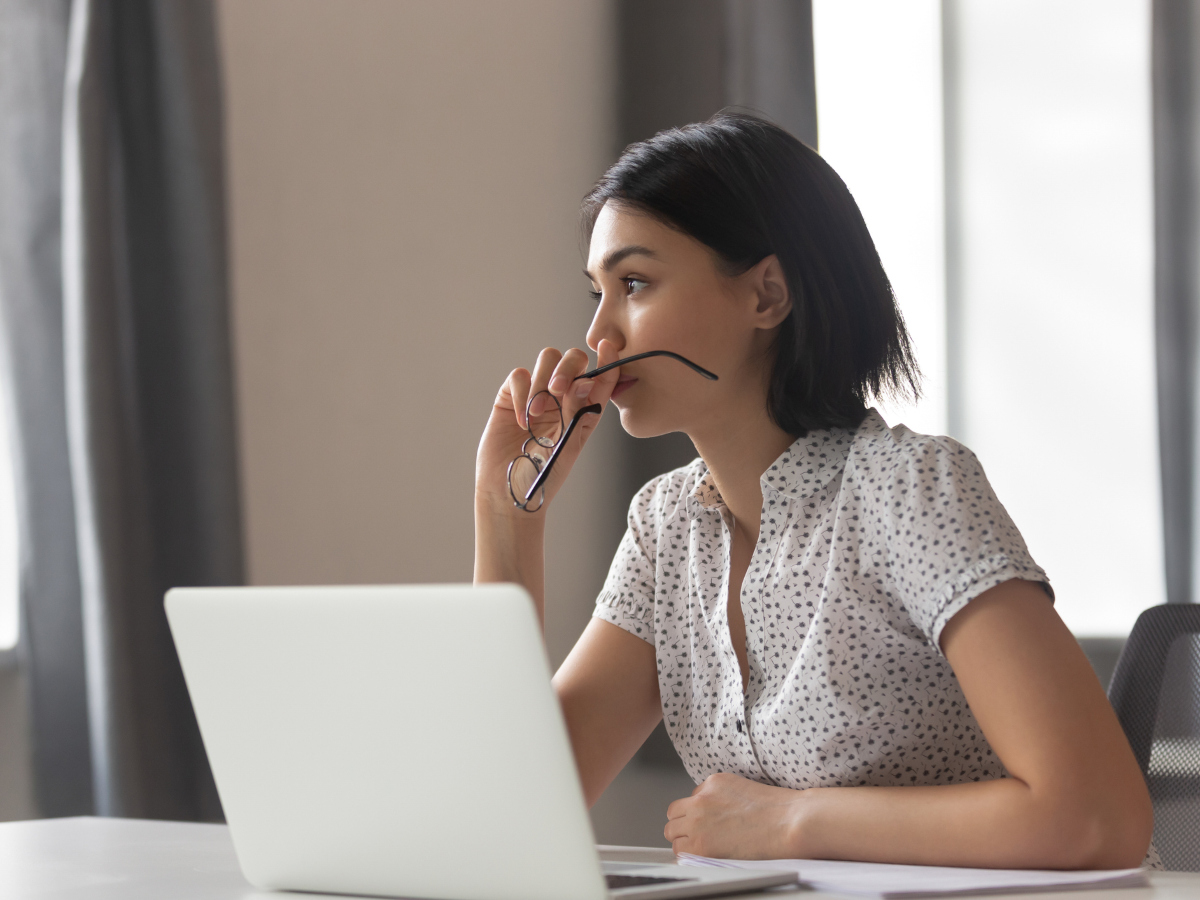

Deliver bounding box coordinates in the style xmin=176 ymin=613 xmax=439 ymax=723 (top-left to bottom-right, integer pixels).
xmin=593 ymin=408 xmax=1053 ymax=791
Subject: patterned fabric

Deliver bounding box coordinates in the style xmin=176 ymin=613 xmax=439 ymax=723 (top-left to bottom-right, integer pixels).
xmin=594 ymin=409 xmax=1052 ymax=790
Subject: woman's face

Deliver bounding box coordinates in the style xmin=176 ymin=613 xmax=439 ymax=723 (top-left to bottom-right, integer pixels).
xmin=585 ymin=202 xmax=781 ymax=439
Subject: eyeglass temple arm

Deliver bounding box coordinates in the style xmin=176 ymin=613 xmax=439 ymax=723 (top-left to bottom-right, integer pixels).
xmin=524 ymin=403 xmax=603 ymax=502
xmin=573 ymin=350 xmax=718 ymax=382
xmin=526 ymin=351 xmax=713 ymax=503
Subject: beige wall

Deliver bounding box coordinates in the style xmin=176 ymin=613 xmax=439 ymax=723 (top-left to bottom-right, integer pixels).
xmin=218 ymin=0 xmax=623 ymax=668
xmin=218 ymin=0 xmax=693 ymax=846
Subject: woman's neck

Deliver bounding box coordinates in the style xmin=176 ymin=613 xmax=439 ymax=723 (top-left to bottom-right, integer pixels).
xmin=690 ymin=409 xmax=797 ymax=543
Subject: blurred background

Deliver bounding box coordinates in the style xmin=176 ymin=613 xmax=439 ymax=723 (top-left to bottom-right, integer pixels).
xmin=0 ymin=0 xmax=1193 ymax=848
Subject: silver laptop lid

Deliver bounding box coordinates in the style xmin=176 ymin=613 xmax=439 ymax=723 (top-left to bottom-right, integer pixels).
xmin=166 ymin=584 xmax=606 ymax=900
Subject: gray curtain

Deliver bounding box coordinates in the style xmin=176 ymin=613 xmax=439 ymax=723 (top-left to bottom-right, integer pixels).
xmin=0 ymin=0 xmax=241 ymax=819
xmin=0 ymin=0 xmax=92 ymax=817
xmin=614 ymin=0 xmax=817 ymax=514
xmin=1154 ymin=0 xmax=1200 ymax=608
xmin=614 ymin=0 xmax=817 ymax=765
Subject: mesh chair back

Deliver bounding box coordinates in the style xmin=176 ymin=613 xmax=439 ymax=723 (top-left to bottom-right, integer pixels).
xmin=1109 ymin=604 xmax=1200 ymax=871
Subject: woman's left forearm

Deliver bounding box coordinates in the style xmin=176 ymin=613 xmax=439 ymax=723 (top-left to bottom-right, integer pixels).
xmin=790 ymin=776 xmax=1146 ymax=870
xmin=666 ymin=756 xmax=1148 ymax=868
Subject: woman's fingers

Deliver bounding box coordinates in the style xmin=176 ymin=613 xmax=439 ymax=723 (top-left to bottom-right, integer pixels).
xmin=548 ymin=347 xmax=590 ymax=394
xmin=550 ymin=347 xmax=595 ymax=418
xmin=528 ymin=347 xmax=564 ymax=418
xmin=583 ymin=338 xmax=622 ymax=406
xmin=485 ymin=345 xmax=609 ymax=514
xmin=506 ymin=367 xmax=532 ymax=429
xmin=597 ymin=338 xmax=622 ymax=380
xmin=556 ymin=341 xmax=618 ymax=450
xmin=500 ymin=343 xmax=612 ymax=450
xmin=664 ymin=797 xmax=690 ymax=845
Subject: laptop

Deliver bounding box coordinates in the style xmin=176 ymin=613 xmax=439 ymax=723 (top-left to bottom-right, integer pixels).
xmin=165 ymin=583 xmax=797 ymax=900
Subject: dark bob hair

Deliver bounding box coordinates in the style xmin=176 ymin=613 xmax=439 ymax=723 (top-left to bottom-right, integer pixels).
xmin=582 ymin=111 xmax=920 ymax=437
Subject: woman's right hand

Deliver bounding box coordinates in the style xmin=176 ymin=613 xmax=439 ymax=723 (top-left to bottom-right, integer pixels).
xmin=475 ymin=339 xmax=621 ymax=521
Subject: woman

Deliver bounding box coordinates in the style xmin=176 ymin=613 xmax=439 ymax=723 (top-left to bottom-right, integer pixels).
xmin=474 ymin=113 xmax=1152 ymax=868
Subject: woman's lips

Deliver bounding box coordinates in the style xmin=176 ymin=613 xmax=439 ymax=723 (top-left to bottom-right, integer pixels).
xmin=611 ymin=377 xmax=638 ymax=399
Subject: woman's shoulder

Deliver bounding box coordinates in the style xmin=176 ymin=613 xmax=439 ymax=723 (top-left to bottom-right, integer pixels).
xmin=850 ymin=409 xmax=979 ymax=469
xmin=847 ymin=409 xmax=990 ymax=498
xmin=627 ymin=456 xmax=707 ymax=528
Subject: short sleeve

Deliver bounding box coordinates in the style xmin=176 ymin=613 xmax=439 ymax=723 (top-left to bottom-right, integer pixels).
xmin=592 ymin=477 xmax=665 ymax=643
xmin=876 ymin=436 xmax=1052 ymax=653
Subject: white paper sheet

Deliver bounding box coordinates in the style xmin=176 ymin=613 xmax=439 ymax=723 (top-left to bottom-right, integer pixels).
xmin=676 ymin=853 xmax=1149 ymax=898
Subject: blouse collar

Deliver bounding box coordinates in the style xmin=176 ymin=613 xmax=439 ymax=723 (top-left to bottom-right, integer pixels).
xmin=688 ymin=410 xmax=880 ymax=516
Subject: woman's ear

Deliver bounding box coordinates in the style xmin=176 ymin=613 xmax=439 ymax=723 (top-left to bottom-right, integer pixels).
xmin=748 ymin=255 xmax=792 ymax=329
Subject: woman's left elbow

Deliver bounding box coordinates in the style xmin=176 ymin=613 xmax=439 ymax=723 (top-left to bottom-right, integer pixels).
xmin=1059 ymin=789 xmax=1153 ymax=870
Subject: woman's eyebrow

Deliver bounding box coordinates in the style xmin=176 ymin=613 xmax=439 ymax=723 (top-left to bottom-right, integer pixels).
xmin=583 ymin=244 xmax=658 ymax=281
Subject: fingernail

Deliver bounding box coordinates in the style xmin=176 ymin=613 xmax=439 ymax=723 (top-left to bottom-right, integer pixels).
xmin=574 ymin=380 xmax=593 ymax=399
xmin=549 ymin=375 xmax=568 ymax=394
xmin=530 ymin=396 xmax=544 ymax=416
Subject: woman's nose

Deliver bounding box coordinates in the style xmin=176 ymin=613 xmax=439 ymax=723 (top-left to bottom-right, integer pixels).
xmin=586 ymin=297 xmax=625 ymax=354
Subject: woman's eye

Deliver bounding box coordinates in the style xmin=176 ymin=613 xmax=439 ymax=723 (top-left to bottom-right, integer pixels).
xmin=588 ymin=289 xmax=602 ymax=303
xmin=625 ymin=278 xmax=648 ymax=295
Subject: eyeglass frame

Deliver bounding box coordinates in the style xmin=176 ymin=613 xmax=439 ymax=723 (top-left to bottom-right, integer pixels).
xmin=506 ymin=350 xmax=719 ymax=511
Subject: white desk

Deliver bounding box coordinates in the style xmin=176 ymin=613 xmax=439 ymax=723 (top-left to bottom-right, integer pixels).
xmin=0 ymin=816 xmax=1196 ymax=899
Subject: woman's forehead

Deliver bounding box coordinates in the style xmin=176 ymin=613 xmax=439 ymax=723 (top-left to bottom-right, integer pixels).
xmin=586 ymin=203 xmax=697 ymax=274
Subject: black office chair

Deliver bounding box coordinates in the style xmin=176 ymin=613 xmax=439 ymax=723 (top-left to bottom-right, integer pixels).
xmin=1109 ymin=604 xmax=1200 ymax=871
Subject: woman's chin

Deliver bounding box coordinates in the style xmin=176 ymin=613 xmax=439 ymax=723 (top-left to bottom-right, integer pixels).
xmin=617 ymin=406 xmax=677 ymax=440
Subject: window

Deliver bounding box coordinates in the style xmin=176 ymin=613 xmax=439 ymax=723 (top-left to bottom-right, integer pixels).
xmin=814 ymin=0 xmax=947 ymax=438
xmin=814 ymin=0 xmax=1162 ymax=635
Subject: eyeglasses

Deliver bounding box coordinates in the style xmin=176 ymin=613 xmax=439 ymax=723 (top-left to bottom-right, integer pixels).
xmin=507 ymin=350 xmax=718 ymax=511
